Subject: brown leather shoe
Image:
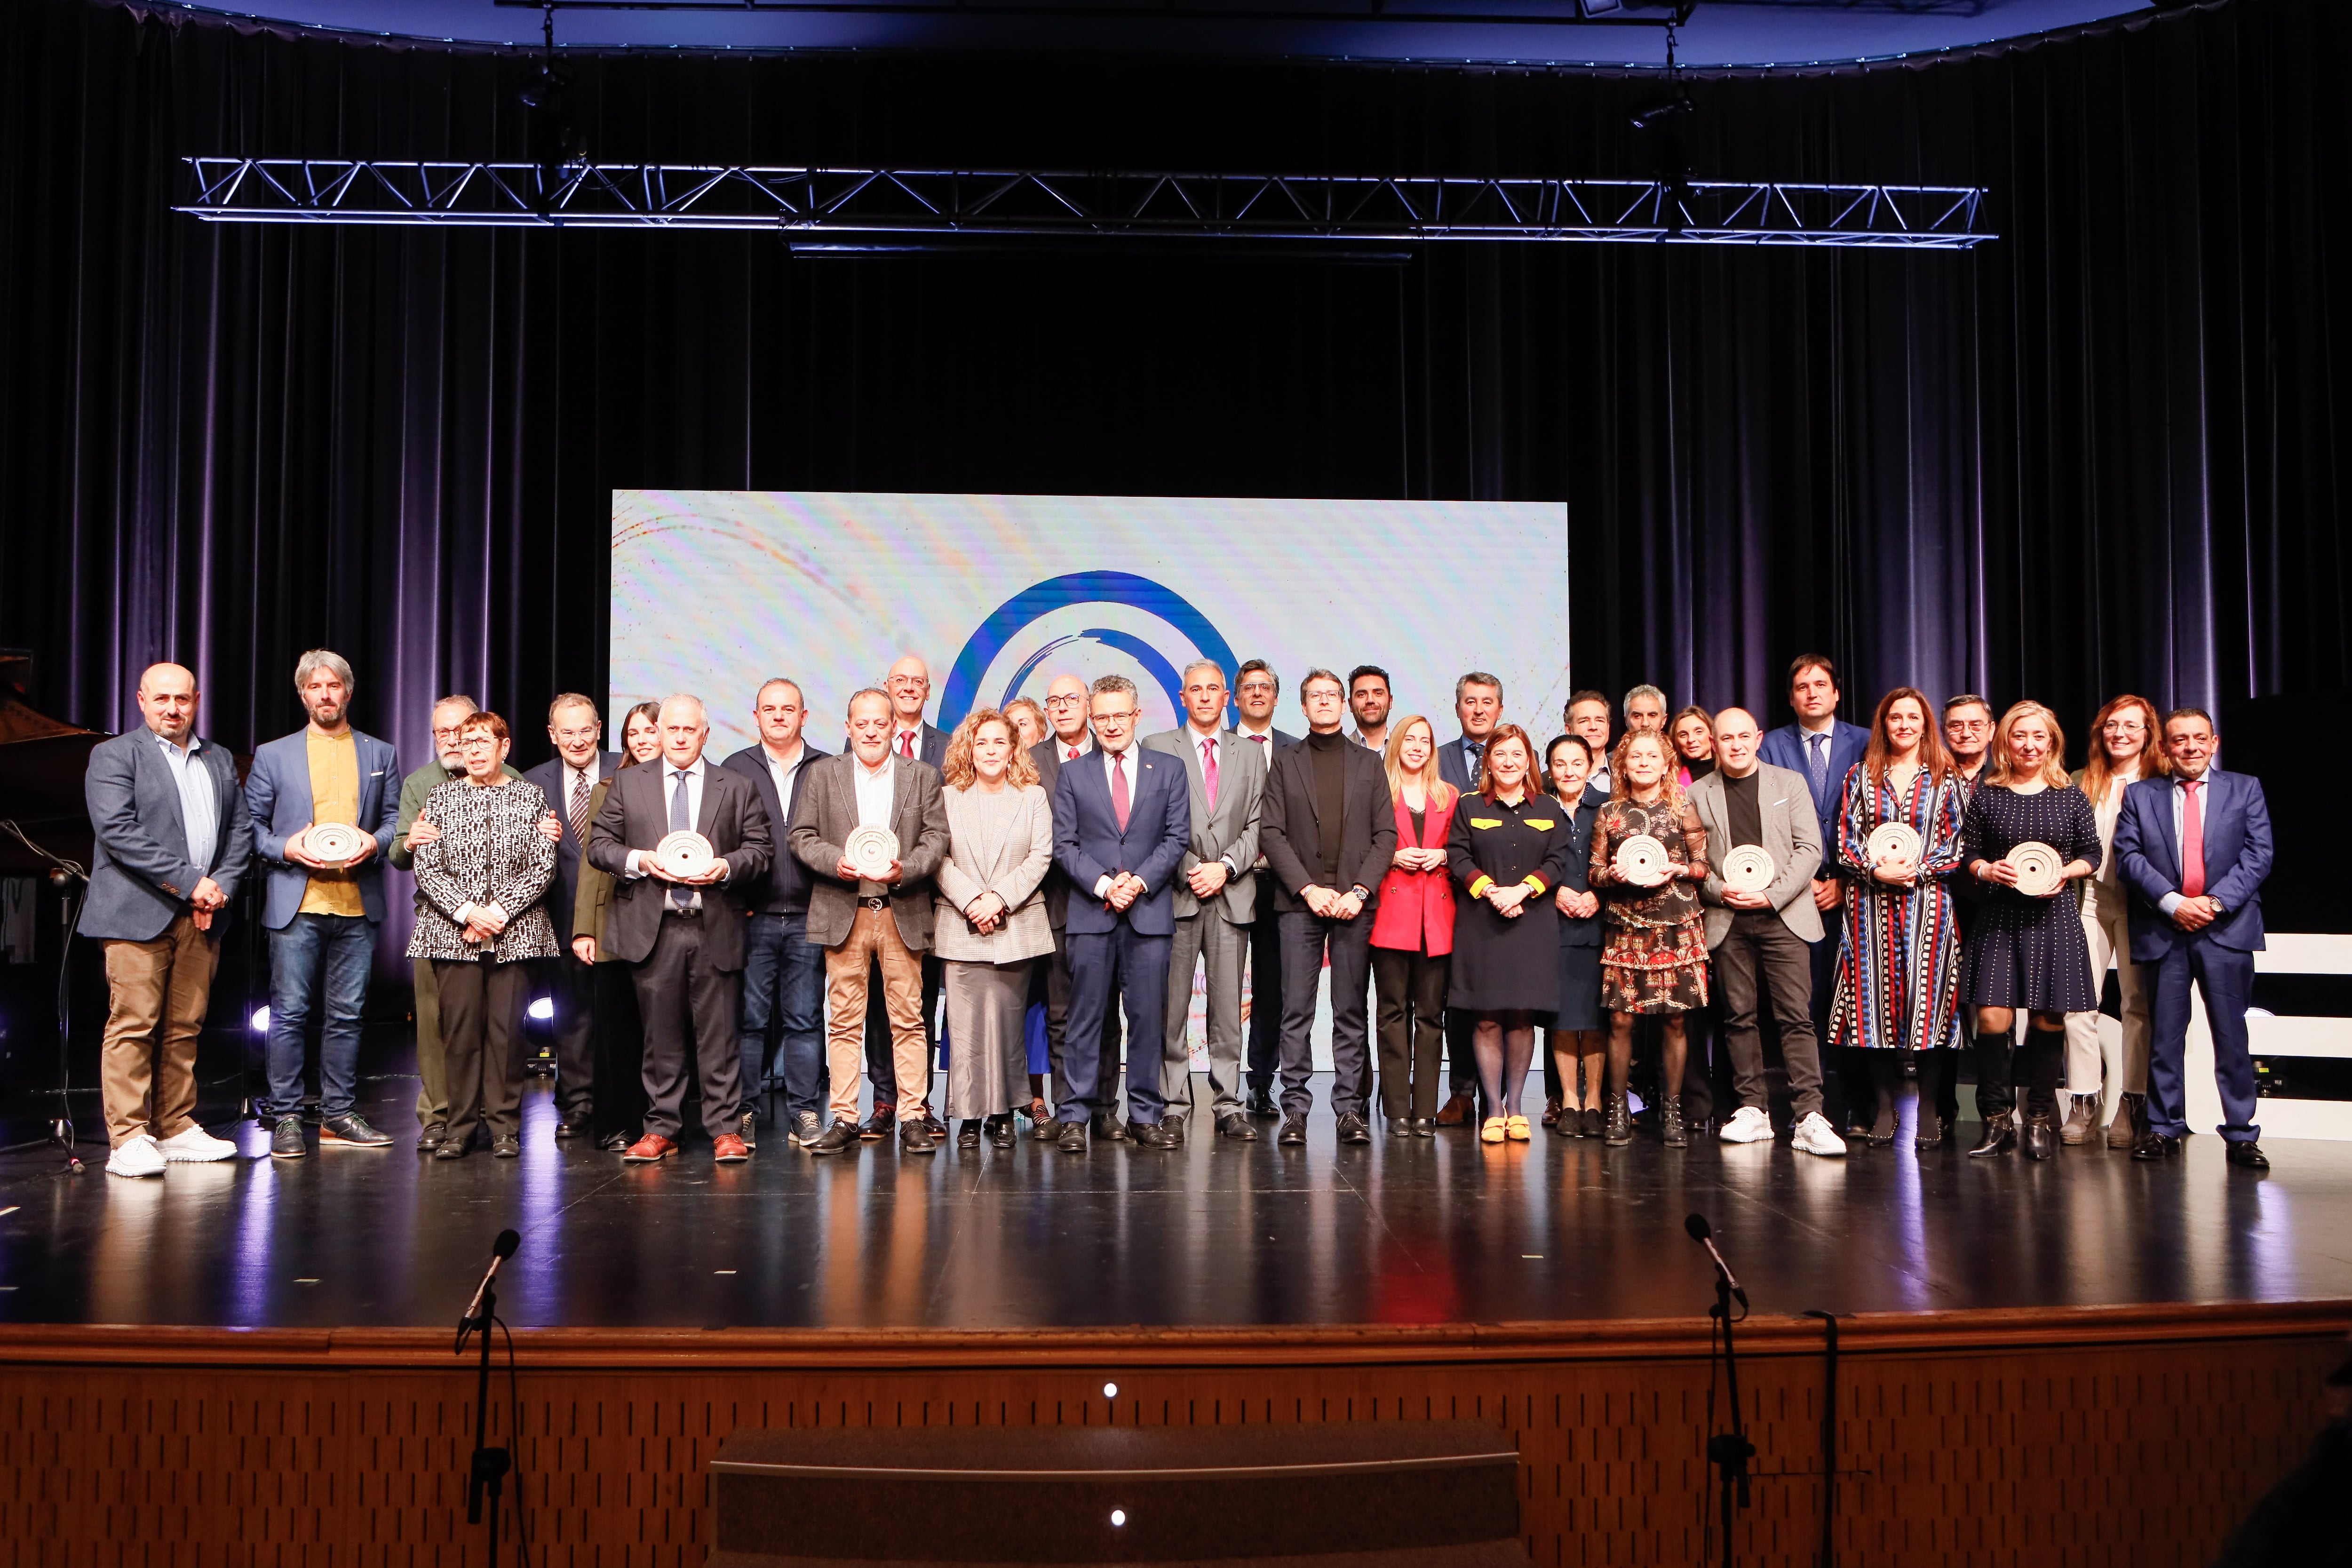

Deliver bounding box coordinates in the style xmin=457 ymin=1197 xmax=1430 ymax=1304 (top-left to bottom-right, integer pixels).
xmin=1435 ymin=1091 xmax=1474 ymax=1127
xmin=621 ymin=1133 xmax=675 ymax=1163
xmin=713 ymin=1133 xmax=749 ymax=1163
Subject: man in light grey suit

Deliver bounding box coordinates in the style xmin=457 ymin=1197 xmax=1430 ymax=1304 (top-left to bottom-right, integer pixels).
xmin=79 ymin=662 xmax=254 ymax=1178
xmin=1685 ymin=707 xmax=1844 ymax=1156
xmin=1141 ymin=660 xmax=1266 ymax=1141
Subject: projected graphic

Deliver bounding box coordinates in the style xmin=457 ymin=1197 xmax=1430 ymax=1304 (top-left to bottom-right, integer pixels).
xmin=609 ymin=490 xmax=1569 ymax=760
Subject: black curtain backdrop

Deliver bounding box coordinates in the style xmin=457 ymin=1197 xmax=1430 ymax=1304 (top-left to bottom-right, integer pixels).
xmin=4 ymin=0 xmax=2349 ymax=773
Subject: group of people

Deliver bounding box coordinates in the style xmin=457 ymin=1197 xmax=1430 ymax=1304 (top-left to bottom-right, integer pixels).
xmin=79 ymin=646 xmax=2274 ymax=1179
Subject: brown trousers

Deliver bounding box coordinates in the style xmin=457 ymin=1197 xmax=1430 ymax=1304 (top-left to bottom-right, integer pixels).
xmin=100 ymin=913 xmax=220 ymax=1148
xmin=825 ymin=906 xmax=929 ymax=1123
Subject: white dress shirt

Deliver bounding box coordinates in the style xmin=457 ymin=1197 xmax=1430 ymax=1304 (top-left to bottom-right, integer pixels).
xmin=763 ymin=740 xmax=808 ymax=818
xmin=561 ymin=757 xmax=604 ymax=816
xmin=1052 ymin=734 xmax=1093 ymax=764
xmin=852 ymin=753 xmax=896 ymax=896
xmin=625 ymin=755 xmax=721 ymax=905
xmin=154 ymin=732 xmax=219 ymax=874
xmin=2157 ymin=771 xmax=2220 ymax=916
xmin=1092 ymin=744 xmax=1141 ymax=899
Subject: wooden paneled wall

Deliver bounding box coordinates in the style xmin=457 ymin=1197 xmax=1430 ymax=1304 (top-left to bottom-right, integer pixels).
xmin=1 ymin=1301 xmax=2343 ymax=1568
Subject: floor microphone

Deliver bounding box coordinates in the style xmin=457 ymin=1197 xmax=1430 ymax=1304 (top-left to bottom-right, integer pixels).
xmin=462 ymin=1228 xmax=522 ymax=1329
xmin=1684 ymin=1212 xmax=1748 ymax=1309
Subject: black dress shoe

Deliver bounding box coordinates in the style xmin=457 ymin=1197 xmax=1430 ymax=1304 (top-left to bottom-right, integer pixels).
xmin=809 ymin=1119 xmax=861 ymax=1154
xmin=433 ymin=1139 xmax=469 ymax=1161
xmin=597 ymin=1130 xmax=634 ymax=1152
xmin=1968 ymin=1112 xmax=2016 ymax=1158
xmin=1090 ymin=1111 xmax=1128 ymax=1142
xmin=738 ymin=1111 xmax=759 ymax=1150
xmin=271 ymin=1115 xmax=308 ymax=1159
xmin=492 ymin=1135 xmax=521 ymax=1159
xmin=790 ymin=1111 xmax=825 ymax=1147
xmin=2020 ymin=1114 xmax=2056 ymax=1161
xmin=858 ymin=1104 xmax=896 ymax=1141
xmin=417 ymin=1121 xmax=447 ymax=1153
xmin=555 ymin=1118 xmax=588 ymax=1140
xmin=2132 ymin=1132 xmax=2182 ymax=1162
xmin=1277 ymin=1117 xmax=1308 ymax=1146
xmin=1245 ymin=1089 xmax=1279 ymax=1119
xmin=1335 ymin=1113 xmax=1372 ymax=1145
xmin=1032 ymin=1110 xmax=1065 ymax=1140
xmin=1132 ymin=1122 xmax=1180 ymax=1150
xmin=2225 ymin=1140 xmax=2271 ymax=1170
xmin=986 ymin=1115 xmax=1017 ymax=1149
xmin=899 ymin=1121 xmax=939 ymax=1154
xmin=1056 ymin=1120 xmax=1089 ymax=1153
xmin=956 ymin=1120 xmax=983 ymax=1149
xmin=922 ymin=1110 xmax=949 ymax=1140
xmin=1915 ymin=1115 xmax=1947 ymax=1150
xmin=1413 ymin=1117 xmax=1436 ymax=1138
xmin=1215 ymin=1114 xmax=1260 ymax=1142
xmin=1387 ymin=1115 xmax=1415 ymax=1138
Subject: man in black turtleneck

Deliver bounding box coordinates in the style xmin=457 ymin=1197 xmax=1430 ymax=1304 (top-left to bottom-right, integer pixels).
xmin=1259 ymin=669 xmax=1397 ymax=1147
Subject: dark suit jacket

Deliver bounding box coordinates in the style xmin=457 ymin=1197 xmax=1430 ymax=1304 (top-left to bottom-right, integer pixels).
xmin=1260 ymin=734 xmax=1398 ymax=915
xmin=2114 ymin=768 xmax=2273 ymax=961
xmin=721 ymin=740 xmax=830 ymax=914
xmin=894 ymin=722 xmax=949 ymax=772
xmin=522 ymin=750 xmax=622 ymax=942
xmin=1437 ymin=733 xmax=1487 ymax=796
xmin=79 ymin=730 xmax=255 ymax=942
xmin=584 ymin=757 xmax=773 ymax=970
xmin=788 ymin=752 xmax=951 ymax=952
xmin=1758 ymin=720 xmax=1871 ymax=864
xmin=1032 ymin=736 xmax=1086 ymax=930
xmin=1052 ymin=745 xmax=1191 ymax=938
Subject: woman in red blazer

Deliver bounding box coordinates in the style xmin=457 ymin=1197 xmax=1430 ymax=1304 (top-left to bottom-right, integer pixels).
xmin=1370 ymin=715 xmax=1459 ymax=1136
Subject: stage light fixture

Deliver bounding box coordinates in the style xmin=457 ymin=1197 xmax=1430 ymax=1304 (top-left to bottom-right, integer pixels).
xmin=1102 ymin=1381 xmax=1119 ymax=1397
xmin=1629 ymin=92 xmax=1692 ymax=130
xmin=250 ymin=1006 xmax=270 ymax=1032
xmin=1111 ymin=1510 xmax=1128 ymax=1528
xmin=528 ymin=997 xmax=555 ymax=1021
xmin=1575 ymin=0 xmax=1624 ymax=14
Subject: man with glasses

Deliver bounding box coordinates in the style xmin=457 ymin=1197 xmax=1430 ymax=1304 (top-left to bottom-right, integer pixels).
xmin=1051 ymin=675 xmax=1192 ymax=1150
xmin=522 ymin=694 xmax=620 ymax=1139
xmin=862 ymin=655 xmax=949 ymax=1137
xmin=1028 ymin=674 xmax=1115 ymax=1133
xmin=1943 ymin=695 xmax=1995 ymax=799
xmin=1233 ymin=660 xmax=1299 ymax=1117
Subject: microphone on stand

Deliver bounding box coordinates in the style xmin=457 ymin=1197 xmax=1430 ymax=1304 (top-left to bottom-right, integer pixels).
xmin=460 ymin=1228 xmax=521 ymax=1335
xmin=1685 ymin=1213 xmax=1748 ymax=1310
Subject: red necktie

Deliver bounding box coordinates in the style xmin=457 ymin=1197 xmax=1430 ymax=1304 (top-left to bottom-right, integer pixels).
xmin=2181 ymin=780 xmax=2206 ymax=898
xmin=898 ymin=731 xmax=915 ymax=760
xmin=1201 ymin=737 xmax=1219 ymax=811
xmin=1067 ymin=746 xmax=1081 ymax=762
xmin=1111 ymin=752 xmax=1131 ymax=831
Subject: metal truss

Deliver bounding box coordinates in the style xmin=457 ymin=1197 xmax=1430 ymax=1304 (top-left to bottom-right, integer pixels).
xmin=176 ymin=160 xmax=1992 ymax=248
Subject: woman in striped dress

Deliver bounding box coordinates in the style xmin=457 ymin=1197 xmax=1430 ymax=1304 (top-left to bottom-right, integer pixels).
xmin=1828 ymin=688 xmax=1967 ymax=1150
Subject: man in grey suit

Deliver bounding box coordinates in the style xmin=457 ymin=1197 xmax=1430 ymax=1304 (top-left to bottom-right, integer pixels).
xmin=1685 ymin=708 xmax=1845 ymax=1156
xmin=79 ymin=662 xmax=254 ymax=1178
xmin=790 ymin=687 xmax=953 ymax=1154
xmin=1142 ymin=660 xmax=1266 ymax=1141
xmin=520 ymin=692 xmax=621 ymax=1138
xmin=1232 ymin=658 xmax=1300 ymax=1118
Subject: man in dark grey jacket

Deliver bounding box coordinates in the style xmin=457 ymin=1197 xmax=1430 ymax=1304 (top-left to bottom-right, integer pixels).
xmin=79 ymin=662 xmax=254 ymax=1178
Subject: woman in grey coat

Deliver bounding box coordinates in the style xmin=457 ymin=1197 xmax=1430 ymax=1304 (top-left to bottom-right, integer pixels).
xmin=406 ymin=711 xmax=558 ymax=1159
xmin=933 ymin=709 xmax=1056 ymax=1149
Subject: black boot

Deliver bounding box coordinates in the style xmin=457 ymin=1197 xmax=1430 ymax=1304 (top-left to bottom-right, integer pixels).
xmin=2021 ymin=1113 xmax=2056 ymax=1161
xmin=1603 ymin=1090 xmax=1633 ymax=1147
xmin=1660 ymin=1095 xmax=1687 ymax=1149
xmin=1968 ymin=1111 xmax=2016 ymax=1157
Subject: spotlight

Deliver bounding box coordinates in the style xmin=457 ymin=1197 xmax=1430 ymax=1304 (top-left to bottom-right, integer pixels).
xmin=249 ymin=1006 xmax=270 ymax=1033
xmin=1110 ymin=1510 xmax=1128 ymax=1528
xmin=1102 ymin=1381 xmax=1119 ymax=1398
xmin=1575 ymin=0 xmax=1624 ymax=13
xmin=1629 ymin=92 xmax=1693 ymax=130
xmin=528 ymin=997 xmax=555 ymax=1021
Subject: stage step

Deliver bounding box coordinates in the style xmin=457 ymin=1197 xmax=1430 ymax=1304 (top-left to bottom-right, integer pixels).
xmin=707 ymin=1420 xmax=1521 ymax=1565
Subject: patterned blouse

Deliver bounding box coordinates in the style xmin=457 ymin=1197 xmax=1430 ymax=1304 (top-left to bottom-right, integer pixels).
xmin=405 ymin=778 xmax=560 ymax=964
xmin=1588 ymin=796 xmax=1710 ymax=928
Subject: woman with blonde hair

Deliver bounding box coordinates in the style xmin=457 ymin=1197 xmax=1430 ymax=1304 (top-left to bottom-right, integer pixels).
xmin=1369 ymin=714 xmax=1458 ymax=1135
xmin=933 ymin=708 xmax=1056 ymax=1149
xmin=1587 ymin=729 xmax=1711 ymax=1147
xmin=2064 ymin=693 xmax=2169 ymax=1146
xmin=1958 ymin=701 xmax=2101 ymax=1160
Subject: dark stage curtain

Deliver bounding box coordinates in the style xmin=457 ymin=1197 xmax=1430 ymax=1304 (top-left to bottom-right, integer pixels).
xmin=3 ymin=0 xmax=2347 ymax=771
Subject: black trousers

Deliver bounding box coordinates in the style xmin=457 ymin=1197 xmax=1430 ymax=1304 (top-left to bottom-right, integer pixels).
xmin=1277 ymin=909 xmax=1374 ymax=1121
xmin=433 ymin=958 xmax=526 ymax=1150
xmin=865 ymin=951 xmax=942 ymax=1109
xmin=540 ymin=948 xmax=597 ymax=1123
xmin=1711 ymin=909 xmax=1827 ymax=1121
xmin=1042 ymin=923 xmax=1120 ymax=1113
xmin=1244 ymin=900 xmax=1284 ymax=1096
xmin=588 ymin=959 xmax=645 ymax=1142
xmin=1371 ymin=946 xmax=1448 ymax=1119
xmin=1805 ymin=922 xmax=1866 ymax=1128
xmin=632 ymin=912 xmax=744 ymax=1141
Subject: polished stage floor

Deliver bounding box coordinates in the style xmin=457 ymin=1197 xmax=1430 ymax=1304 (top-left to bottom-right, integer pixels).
xmin=2 ymin=1038 xmax=2348 ymax=1332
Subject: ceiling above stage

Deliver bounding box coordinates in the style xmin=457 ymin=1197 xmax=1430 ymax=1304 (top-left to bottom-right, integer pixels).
xmin=151 ymin=0 xmax=2160 ymax=68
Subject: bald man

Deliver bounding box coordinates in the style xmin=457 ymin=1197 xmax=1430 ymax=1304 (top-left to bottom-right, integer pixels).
xmin=80 ymin=663 xmax=255 ymax=1177
xmin=860 ymin=655 xmax=949 ymax=1134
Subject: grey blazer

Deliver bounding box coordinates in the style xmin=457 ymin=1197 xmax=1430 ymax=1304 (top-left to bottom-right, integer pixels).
xmin=931 ymin=783 xmax=1056 ymax=964
xmin=1139 ymin=726 xmax=1264 ymax=923
xmin=788 ymin=752 xmax=951 ymax=952
xmin=79 ymin=729 xmax=254 ymax=943
xmin=1686 ymin=763 xmax=1826 ymax=947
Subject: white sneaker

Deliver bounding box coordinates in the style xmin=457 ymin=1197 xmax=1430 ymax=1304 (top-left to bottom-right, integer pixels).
xmin=106 ymin=1135 xmax=167 ymax=1178
xmin=157 ymin=1124 xmax=238 ymax=1162
xmin=1791 ymin=1112 xmax=1848 ymax=1157
xmin=1718 ymin=1106 xmax=1774 ymax=1144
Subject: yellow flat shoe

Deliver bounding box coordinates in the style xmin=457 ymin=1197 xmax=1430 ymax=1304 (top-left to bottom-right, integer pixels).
xmin=1506 ymin=1115 xmax=1532 ymax=1141
xmin=1480 ymin=1115 xmax=1507 ymax=1144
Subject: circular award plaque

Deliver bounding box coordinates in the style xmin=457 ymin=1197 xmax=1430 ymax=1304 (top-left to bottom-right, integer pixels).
xmin=845 ymin=824 xmax=901 ymax=882
xmin=655 ymin=830 xmax=716 ymax=881
xmin=1613 ymin=833 xmax=1671 ymax=887
xmin=1721 ymin=844 xmax=1775 ymax=896
xmin=303 ymin=821 xmax=369 ymax=867
xmin=1866 ymin=821 xmax=1923 ymax=870
xmin=2006 ymin=841 xmax=2064 ymax=897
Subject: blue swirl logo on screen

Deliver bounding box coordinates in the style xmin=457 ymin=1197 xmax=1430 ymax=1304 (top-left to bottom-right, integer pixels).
xmin=941 ymin=571 xmax=1242 ymax=728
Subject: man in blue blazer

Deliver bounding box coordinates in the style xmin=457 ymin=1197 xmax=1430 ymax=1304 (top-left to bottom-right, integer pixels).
xmin=1756 ymin=653 xmax=1872 ymax=1131
xmin=243 ymin=649 xmax=402 ymax=1156
xmin=520 ymin=692 xmax=622 ymax=1138
xmin=79 ymin=662 xmax=254 ymax=1177
xmin=721 ymin=677 xmax=830 ymax=1148
xmin=2113 ymin=708 xmax=2276 ymax=1168
xmin=1233 ymin=659 xmax=1300 ymax=1118
xmin=1051 ymin=674 xmax=1192 ymax=1151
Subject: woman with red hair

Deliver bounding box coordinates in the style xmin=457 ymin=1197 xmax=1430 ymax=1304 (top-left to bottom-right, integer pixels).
xmin=2064 ymin=694 xmax=2169 ymax=1146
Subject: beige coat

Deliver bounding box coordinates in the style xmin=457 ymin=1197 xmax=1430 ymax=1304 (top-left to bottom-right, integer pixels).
xmin=931 ymin=782 xmax=1056 ymax=965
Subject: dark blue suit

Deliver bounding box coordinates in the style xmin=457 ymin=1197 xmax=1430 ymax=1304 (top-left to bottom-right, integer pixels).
xmin=1436 ymin=733 xmax=1487 ymax=796
xmin=2113 ymin=768 xmax=2274 ymax=1142
xmin=1758 ymin=719 xmax=1870 ymax=1124
xmin=1240 ymin=728 xmax=1301 ymax=1098
xmin=1052 ymin=744 xmax=1192 ymax=1124
xmin=522 ymin=750 xmax=624 ymax=1126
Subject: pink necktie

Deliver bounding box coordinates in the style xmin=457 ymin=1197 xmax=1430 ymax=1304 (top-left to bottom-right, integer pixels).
xmin=1111 ymin=752 xmax=1130 ymax=831
xmin=898 ymin=732 xmax=915 ymax=759
xmin=2181 ymin=780 xmax=2206 ymax=898
xmin=1201 ymin=738 xmax=1219 ymax=810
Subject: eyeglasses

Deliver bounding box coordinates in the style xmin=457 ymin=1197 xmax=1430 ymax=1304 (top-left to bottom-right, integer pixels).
xmin=552 ymin=726 xmax=600 ymax=743
xmin=1093 ymin=710 xmax=1141 ymax=723
xmin=1044 ymin=694 xmax=1084 ymax=708
xmin=1947 ymin=719 xmax=1992 ymax=733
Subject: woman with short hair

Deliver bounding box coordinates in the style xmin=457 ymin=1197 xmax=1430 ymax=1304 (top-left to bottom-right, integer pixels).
xmin=2065 ymin=694 xmax=2169 ymax=1146
xmin=1004 ymin=697 xmax=1047 ymax=751
xmin=1369 ymin=715 xmax=1458 ymax=1135
xmin=934 ymin=709 xmax=1057 ymax=1150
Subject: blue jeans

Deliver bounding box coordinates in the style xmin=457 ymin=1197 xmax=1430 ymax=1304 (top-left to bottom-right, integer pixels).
xmin=739 ymin=911 xmax=826 ymax=1120
xmin=267 ymin=912 xmax=375 ymax=1121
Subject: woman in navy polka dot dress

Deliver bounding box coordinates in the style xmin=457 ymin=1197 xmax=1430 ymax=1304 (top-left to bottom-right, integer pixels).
xmin=1958 ymin=701 xmax=2101 ymax=1161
